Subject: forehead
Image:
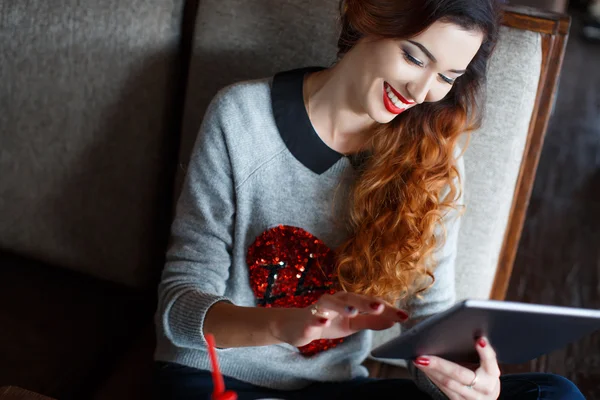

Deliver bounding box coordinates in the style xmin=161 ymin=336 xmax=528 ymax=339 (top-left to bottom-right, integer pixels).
xmin=409 ymin=21 xmax=484 ymax=69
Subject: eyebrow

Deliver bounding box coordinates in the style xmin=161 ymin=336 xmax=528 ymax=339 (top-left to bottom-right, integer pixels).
xmin=407 ymin=40 xmax=466 ymax=74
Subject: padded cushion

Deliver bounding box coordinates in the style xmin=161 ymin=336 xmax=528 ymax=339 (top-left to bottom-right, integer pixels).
xmin=456 ymin=26 xmax=542 ymax=301
xmin=0 ymin=0 xmax=185 ymax=288
xmin=0 ymin=252 xmax=153 ymax=399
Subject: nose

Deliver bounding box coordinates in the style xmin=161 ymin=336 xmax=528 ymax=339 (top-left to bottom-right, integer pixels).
xmin=407 ymin=73 xmax=436 ymax=104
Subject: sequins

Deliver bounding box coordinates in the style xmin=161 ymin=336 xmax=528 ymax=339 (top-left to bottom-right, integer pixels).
xmin=247 ymin=225 xmax=344 ymax=356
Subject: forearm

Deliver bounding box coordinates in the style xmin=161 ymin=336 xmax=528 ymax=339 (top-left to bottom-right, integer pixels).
xmin=204 ymin=301 xmax=296 ymax=348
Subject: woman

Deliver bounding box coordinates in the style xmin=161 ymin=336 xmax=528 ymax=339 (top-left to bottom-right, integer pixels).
xmin=154 ymin=0 xmax=585 ymax=399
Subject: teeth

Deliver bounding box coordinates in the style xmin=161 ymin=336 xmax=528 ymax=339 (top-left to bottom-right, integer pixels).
xmin=386 ymin=88 xmax=404 ymax=108
xmin=385 ymin=83 xmax=404 ymax=108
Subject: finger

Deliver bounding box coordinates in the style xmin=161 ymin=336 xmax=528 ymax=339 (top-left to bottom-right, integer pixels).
xmin=475 ymin=336 xmax=500 ymax=377
xmin=414 ymin=357 xmax=499 ymax=399
xmin=298 ymin=316 xmax=330 ymax=345
xmin=348 ymin=314 xmax=397 ymax=331
xmin=316 ymin=294 xmax=360 ymax=318
xmin=426 ymin=372 xmax=473 ymax=400
xmin=421 ymin=369 xmax=471 ymax=400
xmin=333 ymin=292 xmax=389 ymax=315
xmin=306 ymin=315 xmax=331 ymax=329
xmin=413 ymin=356 xmax=478 ymax=388
xmin=378 ymin=302 xmax=410 ymax=323
xmin=335 ymin=292 xmax=410 ymax=321
xmin=303 ymin=315 xmax=331 ymax=337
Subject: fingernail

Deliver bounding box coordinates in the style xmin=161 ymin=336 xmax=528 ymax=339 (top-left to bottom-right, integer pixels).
xmin=345 ymin=306 xmax=357 ymax=314
xmin=414 ymin=356 xmax=430 ymax=366
xmin=397 ymin=310 xmax=409 ymax=320
xmin=318 ymin=318 xmax=328 ymax=325
xmin=370 ymin=302 xmax=382 ymax=310
xmin=477 ymin=337 xmax=487 ymax=348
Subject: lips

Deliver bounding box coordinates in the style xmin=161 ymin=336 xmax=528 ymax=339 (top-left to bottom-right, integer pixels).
xmin=386 ymin=82 xmax=415 ymax=105
xmin=383 ymin=82 xmax=414 ymax=115
xmin=383 ymin=90 xmax=404 ymax=115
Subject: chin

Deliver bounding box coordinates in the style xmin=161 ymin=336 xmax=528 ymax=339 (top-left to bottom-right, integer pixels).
xmin=365 ymin=87 xmax=403 ymax=125
xmin=367 ymin=107 xmax=398 ymax=125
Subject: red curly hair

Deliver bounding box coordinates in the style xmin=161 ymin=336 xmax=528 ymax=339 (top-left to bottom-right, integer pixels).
xmin=333 ymin=0 xmax=501 ymax=303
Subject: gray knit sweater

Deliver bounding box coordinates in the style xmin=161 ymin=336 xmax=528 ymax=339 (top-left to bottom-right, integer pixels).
xmin=154 ymin=68 xmax=462 ymax=399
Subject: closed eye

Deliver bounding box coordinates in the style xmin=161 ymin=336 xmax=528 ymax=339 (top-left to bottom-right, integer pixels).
xmin=403 ymin=48 xmax=456 ymax=85
xmin=403 ymin=51 xmax=424 ymax=67
xmin=439 ymin=74 xmax=455 ymax=85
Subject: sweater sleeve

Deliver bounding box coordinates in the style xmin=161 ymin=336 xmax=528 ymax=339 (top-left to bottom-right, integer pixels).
xmin=403 ymin=155 xmax=465 ymax=400
xmin=157 ymin=91 xmax=235 ymax=350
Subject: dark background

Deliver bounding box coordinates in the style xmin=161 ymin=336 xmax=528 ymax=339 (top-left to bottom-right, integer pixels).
xmin=500 ymin=6 xmax=600 ymax=399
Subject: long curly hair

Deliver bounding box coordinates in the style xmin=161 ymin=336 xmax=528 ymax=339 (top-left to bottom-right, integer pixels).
xmin=334 ymin=0 xmax=501 ymax=303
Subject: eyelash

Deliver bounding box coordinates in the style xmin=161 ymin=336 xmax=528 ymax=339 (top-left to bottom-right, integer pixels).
xmin=402 ymin=50 xmax=456 ymax=86
xmin=403 ymin=50 xmax=423 ymax=67
xmin=440 ymin=75 xmax=455 ymax=85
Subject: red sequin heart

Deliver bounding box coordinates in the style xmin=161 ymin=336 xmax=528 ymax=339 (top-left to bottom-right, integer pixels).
xmin=247 ymin=225 xmax=344 ymax=356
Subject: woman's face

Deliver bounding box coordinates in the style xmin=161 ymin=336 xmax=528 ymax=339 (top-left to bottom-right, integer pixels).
xmin=354 ymin=21 xmax=484 ymax=124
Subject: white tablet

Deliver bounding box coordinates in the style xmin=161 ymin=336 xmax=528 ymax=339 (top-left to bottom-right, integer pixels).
xmin=370 ymin=299 xmax=600 ymax=364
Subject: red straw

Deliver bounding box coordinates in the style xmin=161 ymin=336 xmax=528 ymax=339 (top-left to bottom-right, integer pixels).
xmin=205 ymin=333 xmax=226 ymax=396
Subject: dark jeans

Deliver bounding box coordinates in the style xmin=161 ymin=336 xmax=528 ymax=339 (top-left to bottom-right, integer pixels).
xmin=153 ymin=362 xmax=585 ymax=400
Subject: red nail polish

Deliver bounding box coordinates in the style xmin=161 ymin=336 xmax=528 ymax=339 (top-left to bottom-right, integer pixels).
xmin=319 ymin=318 xmax=328 ymax=324
xmin=414 ymin=356 xmax=430 ymax=366
xmin=370 ymin=302 xmax=382 ymax=310
xmin=478 ymin=337 xmax=487 ymax=348
xmin=397 ymin=310 xmax=409 ymax=320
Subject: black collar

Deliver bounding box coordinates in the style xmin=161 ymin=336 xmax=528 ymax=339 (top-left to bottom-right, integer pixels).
xmin=271 ymin=67 xmax=348 ymax=175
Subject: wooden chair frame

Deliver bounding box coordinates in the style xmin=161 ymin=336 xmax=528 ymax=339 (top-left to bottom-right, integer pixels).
xmin=490 ymin=5 xmax=571 ymax=300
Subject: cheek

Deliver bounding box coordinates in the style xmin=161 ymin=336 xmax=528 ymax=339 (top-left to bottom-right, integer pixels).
xmin=372 ymin=45 xmax=413 ymax=81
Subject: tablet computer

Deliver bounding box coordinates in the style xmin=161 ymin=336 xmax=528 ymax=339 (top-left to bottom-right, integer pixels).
xmin=370 ymin=299 xmax=600 ymax=364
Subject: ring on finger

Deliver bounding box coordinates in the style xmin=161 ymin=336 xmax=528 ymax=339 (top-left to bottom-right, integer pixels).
xmin=310 ymin=304 xmax=329 ymax=317
xmin=465 ymin=371 xmax=478 ymax=389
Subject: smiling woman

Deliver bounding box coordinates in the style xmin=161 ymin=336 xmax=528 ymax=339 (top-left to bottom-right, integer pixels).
xmin=153 ymin=1 xmax=585 ymax=400
xmin=329 ymin=0 xmax=495 ymax=305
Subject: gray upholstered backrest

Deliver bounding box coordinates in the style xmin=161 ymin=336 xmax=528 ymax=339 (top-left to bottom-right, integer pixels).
xmin=456 ymin=28 xmax=541 ymax=301
xmin=178 ymin=0 xmax=542 ymax=301
xmin=178 ymin=0 xmax=341 ymax=178
xmin=0 ymin=0 xmax=185 ymax=288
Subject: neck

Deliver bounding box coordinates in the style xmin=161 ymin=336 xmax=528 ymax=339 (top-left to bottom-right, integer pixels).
xmin=304 ymin=55 xmax=374 ymax=155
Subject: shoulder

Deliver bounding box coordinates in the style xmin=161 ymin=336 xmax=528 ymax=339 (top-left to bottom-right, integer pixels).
xmin=200 ymin=75 xmax=280 ymax=147
xmin=206 ymin=77 xmax=274 ymax=125
xmin=203 ymin=76 xmax=286 ymax=183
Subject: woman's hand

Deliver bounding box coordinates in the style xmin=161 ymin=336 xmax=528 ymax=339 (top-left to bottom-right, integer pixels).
xmin=412 ymin=336 xmax=501 ymax=400
xmin=270 ymin=292 xmax=409 ymax=347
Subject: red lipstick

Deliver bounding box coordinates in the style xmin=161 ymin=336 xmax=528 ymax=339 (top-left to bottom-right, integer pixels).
xmin=383 ymin=89 xmax=405 ymax=115
xmin=386 ymin=82 xmax=415 ymax=105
